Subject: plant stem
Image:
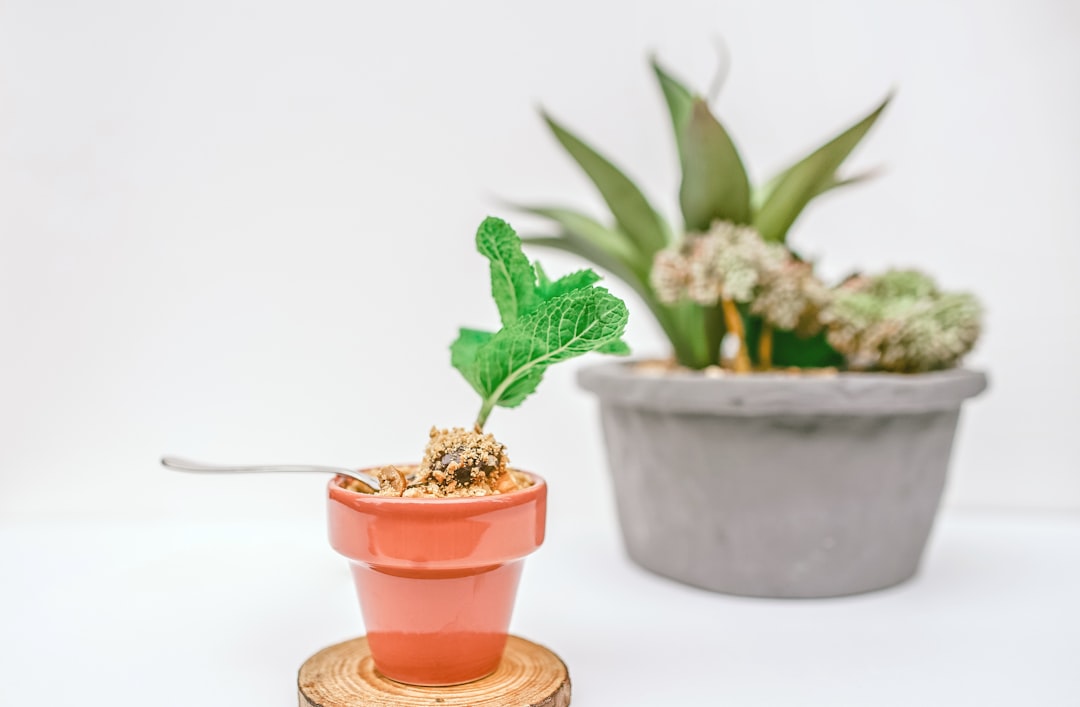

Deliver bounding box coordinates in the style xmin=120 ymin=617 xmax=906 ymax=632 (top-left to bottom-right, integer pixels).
xmin=703 ymin=303 xmax=727 ymax=368
xmin=759 ymin=324 xmax=773 ymax=370
xmin=663 ymin=300 xmax=719 ymax=369
xmin=720 ymin=298 xmax=752 ymax=373
xmin=475 ymin=400 xmax=494 ymax=431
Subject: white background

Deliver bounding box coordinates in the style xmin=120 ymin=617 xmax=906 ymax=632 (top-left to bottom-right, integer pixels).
xmin=4 ymin=515 xmax=1078 ymax=705
xmin=2 ymin=3 xmax=1079 ymax=706
xmin=2 ymin=0 xmax=1078 ymax=527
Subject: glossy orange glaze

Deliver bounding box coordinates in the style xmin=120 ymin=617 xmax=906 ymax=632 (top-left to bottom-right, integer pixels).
xmin=327 ymin=469 xmax=546 ymax=686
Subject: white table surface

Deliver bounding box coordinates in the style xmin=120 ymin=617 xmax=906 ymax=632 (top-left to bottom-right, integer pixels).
xmin=2 ymin=510 xmax=1078 ymax=706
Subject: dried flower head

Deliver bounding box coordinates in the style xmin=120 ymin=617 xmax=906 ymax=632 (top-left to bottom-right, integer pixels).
xmin=822 ymin=269 xmax=982 ymax=373
xmin=651 ymin=221 xmax=830 ymax=335
xmin=651 ymin=221 xmax=785 ymax=306
xmin=751 ymin=259 xmax=832 ymax=336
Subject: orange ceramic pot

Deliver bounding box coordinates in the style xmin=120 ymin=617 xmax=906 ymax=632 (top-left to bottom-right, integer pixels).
xmin=327 ymin=470 xmax=547 ymax=686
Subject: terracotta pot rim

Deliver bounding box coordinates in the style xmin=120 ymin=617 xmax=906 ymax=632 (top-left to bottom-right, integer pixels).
xmin=328 ymin=468 xmax=546 ymax=506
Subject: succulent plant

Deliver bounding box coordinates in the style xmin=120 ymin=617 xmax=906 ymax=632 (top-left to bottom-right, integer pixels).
xmin=821 ymin=270 xmax=981 ymax=373
xmin=515 ymin=57 xmax=890 ymax=370
xmin=651 ymin=221 xmax=772 ymax=370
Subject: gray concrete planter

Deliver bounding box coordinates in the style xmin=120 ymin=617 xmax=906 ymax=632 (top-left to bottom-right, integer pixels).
xmin=577 ymin=362 xmax=988 ymax=598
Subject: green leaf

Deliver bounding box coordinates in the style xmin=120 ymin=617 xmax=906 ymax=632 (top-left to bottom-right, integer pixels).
xmin=771 ymin=328 xmax=844 ymax=368
xmin=814 ymin=168 xmax=882 ymax=196
xmin=512 ymin=204 xmax=645 ymax=271
xmin=483 ymin=353 xmax=547 ymax=409
xmin=679 ymin=99 xmax=752 ymax=231
xmin=473 ymin=286 xmax=629 ymax=426
xmin=651 ymin=58 xmax=695 ymax=156
xmin=450 ymin=327 xmax=494 ymax=393
xmin=597 ymin=339 xmax=632 ymax=355
xmin=753 ymin=95 xmax=891 ymax=243
xmin=743 ymin=316 xmax=844 ymax=369
xmin=534 ymin=261 xmax=552 ymax=290
xmin=475 ymin=216 xmax=538 ymax=325
xmin=537 ymin=268 xmax=602 ymax=301
xmin=522 ymin=235 xmax=648 ymax=297
xmin=752 ymin=166 xmax=882 ymax=213
xmin=542 ymin=112 xmax=670 ymax=255
xmin=523 ymin=235 xmax=717 ymax=368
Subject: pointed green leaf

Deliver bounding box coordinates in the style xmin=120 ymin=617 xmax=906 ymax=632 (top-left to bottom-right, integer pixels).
xmin=512 ymin=204 xmax=644 ymax=270
xmin=679 ymin=99 xmax=752 ymax=230
xmin=522 ymin=235 xmax=716 ymax=369
xmin=522 ymin=235 xmax=646 ymax=294
xmin=450 ymin=327 xmax=494 ymax=393
xmin=475 ymin=217 xmax=538 ymax=325
xmin=542 ymin=112 xmax=669 ymax=255
xmin=534 ymin=261 xmax=602 ymax=301
xmin=752 ymin=165 xmax=882 ymax=213
xmin=538 ymin=268 xmax=602 ymax=301
xmin=754 ymin=95 xmax=891 ymax=243
xmin=815 ymin=168 xmax=882 ymax=196
xmin=652 ymin=58 xmax=695 ymax=155
xmin=750 ymin=173 xmax=781 ymax=214
xmin=534 ymin=261 xmax=553 ymax=290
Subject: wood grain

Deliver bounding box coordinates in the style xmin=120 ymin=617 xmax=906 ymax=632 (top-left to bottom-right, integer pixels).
xmin=298 ymin=635 xmax=571 ymax=707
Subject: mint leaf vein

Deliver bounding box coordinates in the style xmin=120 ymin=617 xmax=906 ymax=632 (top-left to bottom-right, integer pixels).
xmin=451 ymin=217 xmax=632 ymax=429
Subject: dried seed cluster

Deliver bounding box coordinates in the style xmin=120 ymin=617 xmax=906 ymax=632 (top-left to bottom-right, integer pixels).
xmin=353 ymin=427 xmax=530 ymax=498
xmin=652 ymin=220 xmax=827 ymax=334
xmin=650 ymin=221 xmax=982 ymax=373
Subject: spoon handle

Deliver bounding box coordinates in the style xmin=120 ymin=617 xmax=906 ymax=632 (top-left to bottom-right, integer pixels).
xmin=160 ymin=455 xmax=378 ymax=490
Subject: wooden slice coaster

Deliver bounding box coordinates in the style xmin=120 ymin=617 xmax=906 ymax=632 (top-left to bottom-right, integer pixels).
xmin=298 ymin=635 xmax=571 ymax=707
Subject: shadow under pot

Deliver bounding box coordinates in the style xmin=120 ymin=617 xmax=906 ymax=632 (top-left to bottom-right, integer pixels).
xmin=327 ymin=471 xmax=547 ymax=686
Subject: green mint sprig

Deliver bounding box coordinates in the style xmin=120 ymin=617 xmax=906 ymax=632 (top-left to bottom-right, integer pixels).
xmin=452 ymin=217 xmax=631 ymax=430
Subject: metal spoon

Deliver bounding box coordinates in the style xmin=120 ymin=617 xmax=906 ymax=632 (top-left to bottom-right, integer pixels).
xmin=161 ymin=455 xmax=381 ymax=492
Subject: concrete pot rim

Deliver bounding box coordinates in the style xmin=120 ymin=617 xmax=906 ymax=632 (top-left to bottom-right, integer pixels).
xmin=577 ymin=361 xmax=988 ymax=416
